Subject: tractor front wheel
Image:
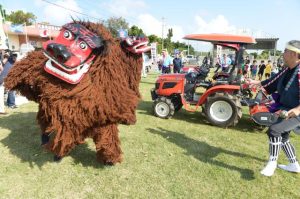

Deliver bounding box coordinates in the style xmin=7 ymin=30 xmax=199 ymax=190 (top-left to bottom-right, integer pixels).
xmin=153 ymin=97 xmax=175 ymax=119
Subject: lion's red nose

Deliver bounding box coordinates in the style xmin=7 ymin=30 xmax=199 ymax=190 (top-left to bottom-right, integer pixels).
xmin=46 ymin=43 xmax=72 ymax=63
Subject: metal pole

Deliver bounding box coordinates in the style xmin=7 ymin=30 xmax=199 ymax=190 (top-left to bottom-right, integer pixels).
xmin=274 ymin=41 xmax=277 ymax=63
xmin=24 ymin=22 xmax=28 ymax=48
xmin=161 ymin=17 xmax=164 ymax=51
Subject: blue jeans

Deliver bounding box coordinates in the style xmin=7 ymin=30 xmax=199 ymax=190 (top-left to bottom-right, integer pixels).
xmin=7 ymin=90 xmax=16 ymax=107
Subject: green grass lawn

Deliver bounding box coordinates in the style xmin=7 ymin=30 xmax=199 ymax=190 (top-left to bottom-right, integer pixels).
xmin=0 ymin=72 xmax=300 ymax=199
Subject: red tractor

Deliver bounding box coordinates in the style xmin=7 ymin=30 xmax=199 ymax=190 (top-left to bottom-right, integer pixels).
xmin=151 ymin=34 xmax=256 ymax=127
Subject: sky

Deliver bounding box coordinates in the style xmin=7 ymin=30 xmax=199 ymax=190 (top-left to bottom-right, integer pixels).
xmin=1 ymin=0 xmax=300 ymax=51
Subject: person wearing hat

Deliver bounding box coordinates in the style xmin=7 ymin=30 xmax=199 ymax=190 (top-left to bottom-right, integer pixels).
xmin=248 ymin=40 xmax=300 ymax=176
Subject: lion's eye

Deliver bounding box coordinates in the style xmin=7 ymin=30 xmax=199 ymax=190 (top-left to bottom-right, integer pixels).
xmin=63 ymin=30 xmax=73 ymax=40
xmin=79 ymin=41 xmax=87 ymax=50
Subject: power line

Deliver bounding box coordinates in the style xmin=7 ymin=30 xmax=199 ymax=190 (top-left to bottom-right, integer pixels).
xmin=161 ymin=17 xmax=165 ymax=50
xmin=41 ymin=0 xmax=141 ymax=26
xmin=40 ymin=0 xmax=101 ymax=21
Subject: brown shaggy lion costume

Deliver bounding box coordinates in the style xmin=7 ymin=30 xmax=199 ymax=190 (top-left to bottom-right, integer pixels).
xmin=4 ymin=21 xmax=149 ymax=165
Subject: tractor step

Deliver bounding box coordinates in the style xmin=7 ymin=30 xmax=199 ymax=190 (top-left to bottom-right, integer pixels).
xmin=189 ymin=101 xmax=198 ymax=105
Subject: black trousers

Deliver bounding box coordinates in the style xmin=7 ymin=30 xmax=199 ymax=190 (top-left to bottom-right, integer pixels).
xmin=173 ymin=66 xmax=181 ymax=73
xmin=268 ymin=116 xmax=300 ymax=142
xmin=162 ymin=67 xmax=171 ymax=74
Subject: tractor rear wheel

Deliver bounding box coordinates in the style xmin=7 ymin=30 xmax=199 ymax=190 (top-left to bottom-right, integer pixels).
xmin=153 ymin=97 xmax=175 ymax=119
xmin=204 ymin=92 xmax=242 ymax=127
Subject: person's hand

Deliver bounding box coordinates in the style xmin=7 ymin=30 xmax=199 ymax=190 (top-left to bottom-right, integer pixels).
xmin=245 ymin=78 xmax=261 ymax=88
xmin=287 ymin=106 xmax=300 ymax=118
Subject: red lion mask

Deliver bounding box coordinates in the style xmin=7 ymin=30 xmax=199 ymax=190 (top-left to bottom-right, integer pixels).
xmin=43 ymin=23 xmax=103 ymax=84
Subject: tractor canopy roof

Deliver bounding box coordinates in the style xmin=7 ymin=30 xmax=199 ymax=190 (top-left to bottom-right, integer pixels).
xmin=183 ymin=33 xmax=256 ymax=50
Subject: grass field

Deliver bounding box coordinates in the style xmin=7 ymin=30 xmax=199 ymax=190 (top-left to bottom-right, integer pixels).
xmin=0 ymin=72 xmax=300 ymax=199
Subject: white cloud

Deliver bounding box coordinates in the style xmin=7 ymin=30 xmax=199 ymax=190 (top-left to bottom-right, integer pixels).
xmin=39 ymin=0 xmax=82 ymax=25
xmin=168 ymin=25 xmax=185 ymax=42
xmin=102 ymin=0 xmax=147 ymax=18
xmin=136 ymin=14 xmax=185 ymax=42
xmin=194 ymin=15 xmax=237 ymax=34
xmin=136 ymin=14 xmax=161 ymax=36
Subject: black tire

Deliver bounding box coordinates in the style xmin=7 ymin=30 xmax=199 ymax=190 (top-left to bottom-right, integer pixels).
xmin=204 ymin=92 xmax=242 ymax=127
xmin=153 ymin=97 xmax=175 ymax=119
xmin=171 ymin=95 xmax=183 ymax=112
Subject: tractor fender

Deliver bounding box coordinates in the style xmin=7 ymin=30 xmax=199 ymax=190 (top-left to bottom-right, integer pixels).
xmin=198 ymin=84 xmax=240 ymax=105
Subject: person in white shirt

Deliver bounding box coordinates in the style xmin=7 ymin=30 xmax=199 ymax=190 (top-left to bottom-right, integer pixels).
xmin=220 ymin=54 xmax=232 ymax=72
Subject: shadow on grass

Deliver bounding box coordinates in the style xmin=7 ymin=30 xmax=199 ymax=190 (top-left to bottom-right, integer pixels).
xmin=147 ymin=127 xmax=261 ymax=181
xmin=139 ymin=100 xmax=263 ymax=133
xmin=0 ymin=112 xmax=105 ymax=169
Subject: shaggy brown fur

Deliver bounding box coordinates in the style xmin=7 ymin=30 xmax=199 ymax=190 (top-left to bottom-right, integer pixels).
xmin=4 ymin=21 xmax=143 ymax=164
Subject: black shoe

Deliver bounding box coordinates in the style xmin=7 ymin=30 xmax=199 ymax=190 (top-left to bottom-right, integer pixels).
xmin=41 ymin=134 xmax=50 ymax=146
xmin=53 ymin=155 xmax=62 ymax=162
xmin=103 ymin=162 xmax=114 ymax=166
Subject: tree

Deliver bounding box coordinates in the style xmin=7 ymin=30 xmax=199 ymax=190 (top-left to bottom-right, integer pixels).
xmin=163 ymin=28 xmax=173 ymax=51
xmin=250 ymin=52 xmax=258 ymax=59
xmin=6 ymin=10 xmax=36 ymax=25
xmin=270 ymin=50 xmax=282 ymax=56
xmin=148 ymin=34 xmax=159 ymax=43
xmin=0 ymin=4 xmax=7 ymax=20
xmin=167 ymin=28 xmax=173 ymax=41
xmin=104 ymin=17 xmax=129 ymax=38
xmin=258 ymin=50 xmax=270 ymax=59
xmin=128 ymin=25 xmax=144 ymax=37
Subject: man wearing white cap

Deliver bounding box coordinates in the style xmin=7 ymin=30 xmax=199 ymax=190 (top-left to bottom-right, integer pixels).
xmin=248 ymin=40 xmax=300 ymax=176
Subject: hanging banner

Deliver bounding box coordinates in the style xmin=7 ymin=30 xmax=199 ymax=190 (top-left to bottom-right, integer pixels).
xmin=150 ymin=42 xmax=157 ymax=62
xmin=10 ymin=24 xmax=24 ymax=33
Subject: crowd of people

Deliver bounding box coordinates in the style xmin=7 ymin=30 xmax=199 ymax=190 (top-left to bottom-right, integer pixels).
xmin=243 ymin=57 xmax=283 ymax=81
xmin=0 ymin=50 xmax=18 ymax=115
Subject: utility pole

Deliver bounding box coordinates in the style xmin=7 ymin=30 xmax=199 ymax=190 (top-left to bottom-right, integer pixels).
xmin=187 ymin=41 xmax=189 ymax=55
xmin=161 ymin=17 xmax=164 ymax=51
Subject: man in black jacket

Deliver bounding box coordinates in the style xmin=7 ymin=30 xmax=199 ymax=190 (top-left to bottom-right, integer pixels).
xmin=173 ymin=53 xmax=182 ymax=73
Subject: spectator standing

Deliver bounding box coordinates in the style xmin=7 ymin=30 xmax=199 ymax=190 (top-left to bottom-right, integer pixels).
xmin=243 ymin=60 xmax=250 ymax=78
xmin=141 ymin=53 xmax=147 ymax=78
xmin=6 ymin=53 xmax=18 ymax=108
xmin=250 ymin=60 xmax=258 ymax=79
xmin=0 ymin=59 xmax=4 ymax=114
xmin=214 ymin=55 xmax=222 ymax=73
xmin=271 ymin=62 xmax=279 ymax=77
xmin=160 ymin=50 xmax=172 ymax=74
xmin=173 ymin=53 xmax=182 ymax=73
xmin=0 ymin=53 xmax=9 ymax=114
xmin=278 ymin=61 xmax=285 ymax=70
xmin=258 ymin=60 xmax=266 ymax=80
xmin=265 ymin=60 xmax=272 ymax=79
xmin=220 ymin=53 xmax=232 ymax=72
